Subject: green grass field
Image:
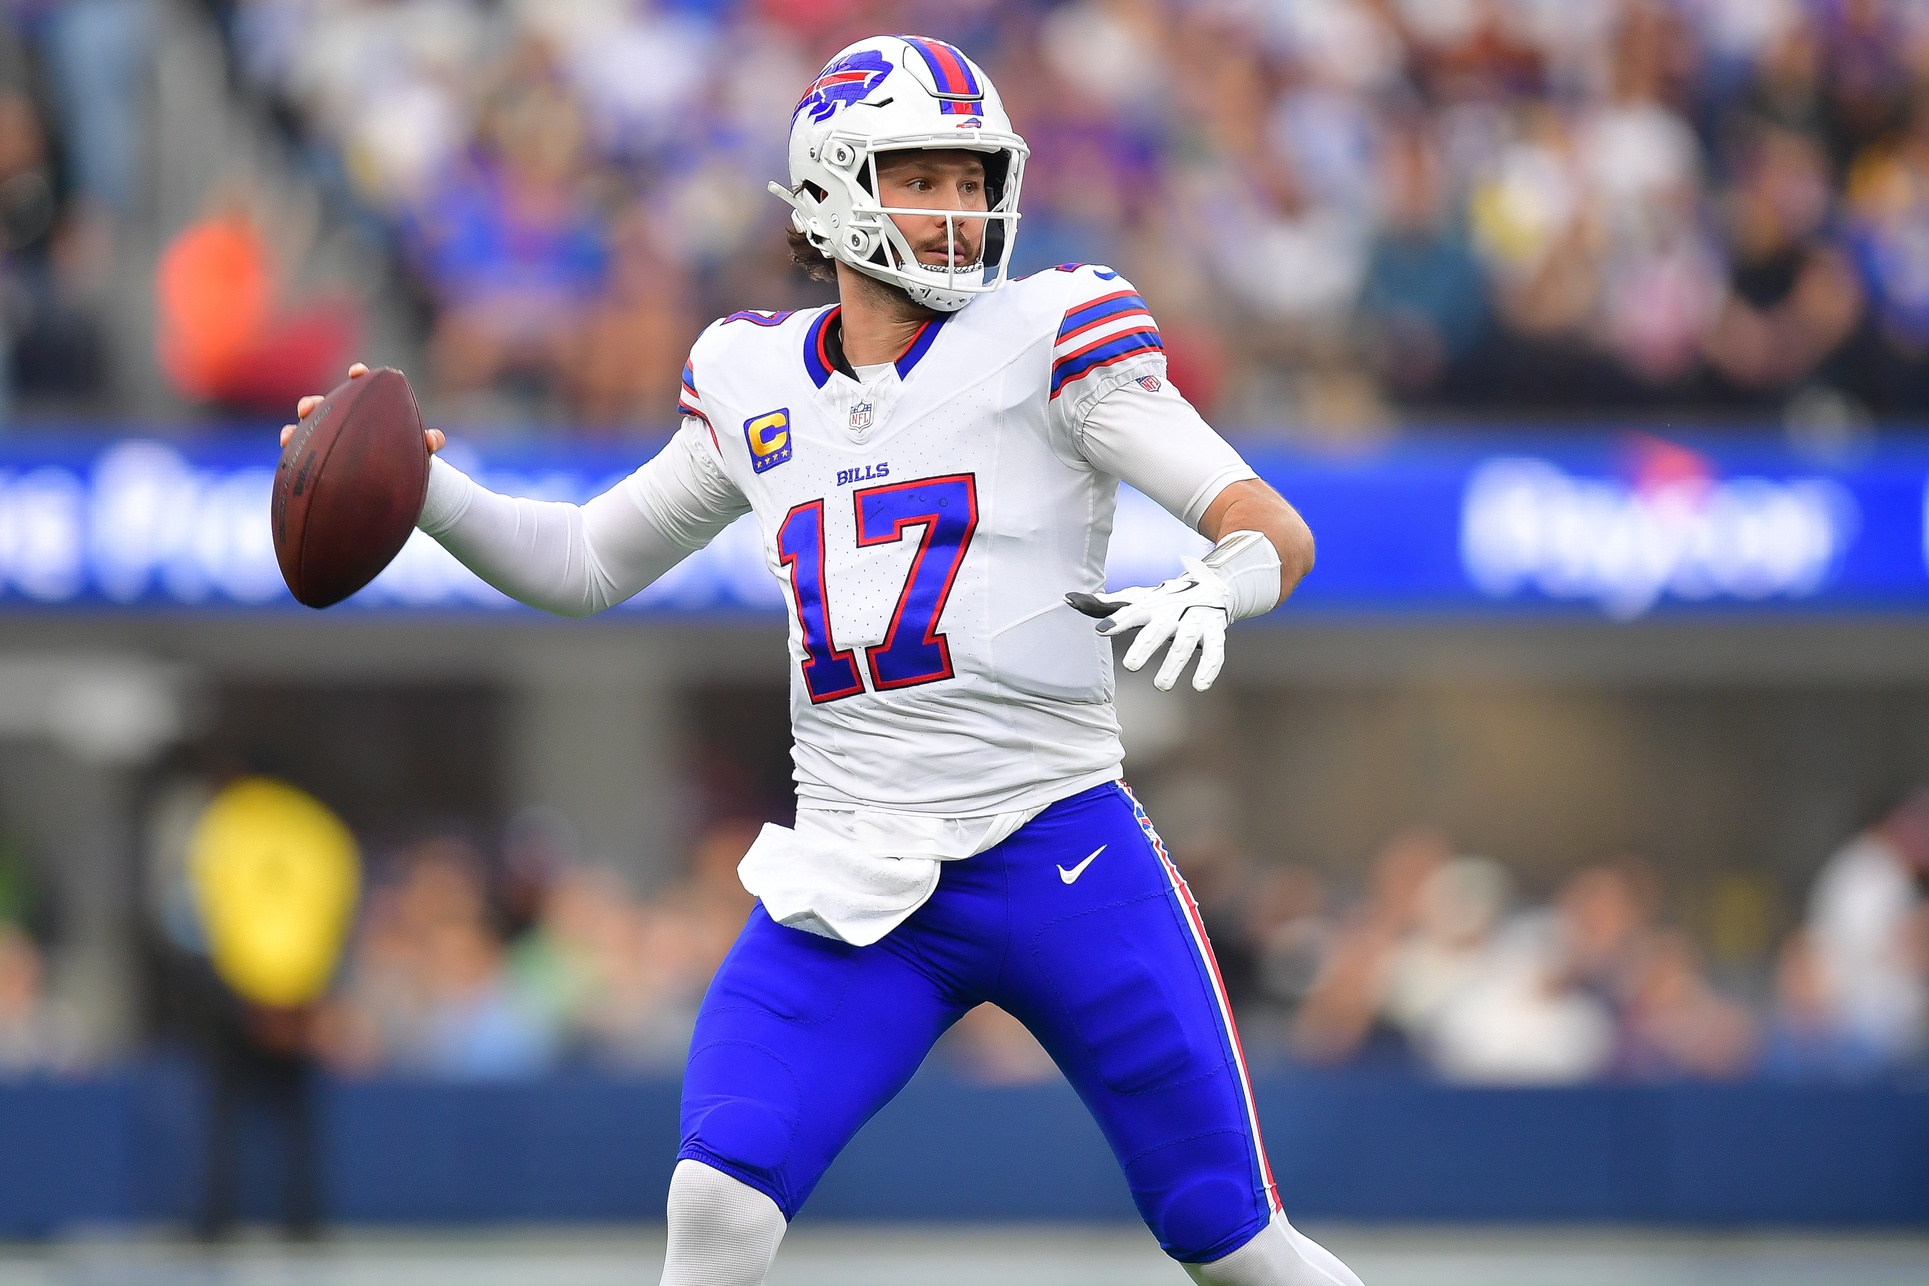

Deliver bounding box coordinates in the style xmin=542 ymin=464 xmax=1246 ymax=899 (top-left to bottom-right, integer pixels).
xmin=0 ymin=1227 xmax=1923 ymax=1286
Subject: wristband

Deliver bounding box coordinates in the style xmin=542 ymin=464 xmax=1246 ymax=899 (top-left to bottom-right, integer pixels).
xmin=1199 ymin=529 xmax=1281 ymax=621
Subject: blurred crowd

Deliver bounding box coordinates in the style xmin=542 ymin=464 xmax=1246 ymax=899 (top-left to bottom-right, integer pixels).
xmin=256 ymin=811 xmax=1109 ymax=1083
xmin=164 ymin=0 xmax=1929 ymax=433
xmin=2 ymin=0 xmax=1929 ymax=430
xmin=1177 ymin=791 xmax=1929 ymax=1084
xmin=1 ymin=785 xmax=1926 ymax=1085
xmin=303 ymin=816 xmax=760 ymax=1077
xmin=0 ymin=1 xmax=138 ymax=421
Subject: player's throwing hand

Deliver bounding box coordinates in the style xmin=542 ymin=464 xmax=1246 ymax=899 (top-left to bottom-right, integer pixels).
xmin=279 ymin=363 xmax=446 ymax=455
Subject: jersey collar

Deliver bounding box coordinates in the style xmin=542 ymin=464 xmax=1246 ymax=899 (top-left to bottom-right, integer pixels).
xmin=804 ymin=306 xmax=846 ymax=387
xmin=803 ymin=306 xmax=952 ymax=388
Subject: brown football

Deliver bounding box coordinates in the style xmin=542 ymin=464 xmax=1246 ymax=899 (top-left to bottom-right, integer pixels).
xmin=271 ymin=368 xmax=430 ymax=609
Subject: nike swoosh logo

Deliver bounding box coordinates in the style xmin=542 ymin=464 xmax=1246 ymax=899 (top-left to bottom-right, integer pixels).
xmin=1058 ymin=845 xmax=1106 ymax=884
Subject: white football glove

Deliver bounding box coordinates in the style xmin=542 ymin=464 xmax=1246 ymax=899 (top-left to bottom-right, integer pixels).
xmin=1066 ymin=530 xmax=1281 ymax=693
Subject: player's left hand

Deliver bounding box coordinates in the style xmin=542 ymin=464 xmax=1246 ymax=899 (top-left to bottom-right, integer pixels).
xmin=1066 ymin=557 xmax=1233 ymax=692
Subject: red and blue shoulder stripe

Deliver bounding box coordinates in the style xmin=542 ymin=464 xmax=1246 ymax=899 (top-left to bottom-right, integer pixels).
xmin=1057 ymin=290 xmax=1153 ymax=346
xmin=677 ymin=359 xmax=721 ymax=451
xmin=1050 ymin=273 xmax=1162 ymax=399
xmin=1051 ymin=328 xmax=1164 ymax=399
xmin=677 ymin=360 xmax=707 ymax=422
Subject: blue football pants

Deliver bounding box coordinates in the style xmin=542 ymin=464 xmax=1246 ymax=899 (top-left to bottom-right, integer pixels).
xmin=676 ymin=782 xmax=1281 ymax=1264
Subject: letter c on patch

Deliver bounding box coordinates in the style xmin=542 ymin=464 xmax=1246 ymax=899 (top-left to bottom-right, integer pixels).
xmin=745 ymin=410 xmax=792 ymax=473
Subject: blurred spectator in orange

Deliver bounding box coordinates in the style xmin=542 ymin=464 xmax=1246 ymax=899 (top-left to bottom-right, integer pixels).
xmin=155 ymin=186 xmax=360 ymax=413
xmin=1805 ymin=791 xmax=1929 ymax=1067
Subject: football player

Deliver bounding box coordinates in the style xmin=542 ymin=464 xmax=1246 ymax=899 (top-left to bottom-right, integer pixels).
xmin=287 ymin=34 xmax=1357 ymax=1286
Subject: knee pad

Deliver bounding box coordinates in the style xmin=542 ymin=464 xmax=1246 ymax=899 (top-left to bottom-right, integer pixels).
xmin=682 ymin=1041 xmax=800 ymax=1177
xmin=1154 ymin=1172 xmax=1268 ymax=1264
xmin=691 ymin=1097 xmax=794 ymax=1175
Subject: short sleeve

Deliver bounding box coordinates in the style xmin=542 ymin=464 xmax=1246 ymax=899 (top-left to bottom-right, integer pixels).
xmin=1076 ymin=378 xmax=1258 ymax=529
xmin=1046 ymin=266 xmax=1167 ymax=432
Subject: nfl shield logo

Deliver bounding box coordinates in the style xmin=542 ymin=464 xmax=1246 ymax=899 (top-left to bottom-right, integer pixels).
xmin=1137 ymin=375 xmax=1162 ymax=392
xmin=850 ymin=401 xmax=873 ymax=431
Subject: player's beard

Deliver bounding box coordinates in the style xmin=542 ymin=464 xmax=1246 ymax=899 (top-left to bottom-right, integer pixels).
xmin=844 ymin=256 xmax=946 ymax=321
xmin=845 ymin=216 xmax=986 ymax=320
xmin=912 ymin=223 xmax=984 ymax=273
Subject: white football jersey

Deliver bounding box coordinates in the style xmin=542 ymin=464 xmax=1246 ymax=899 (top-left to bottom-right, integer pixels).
xmin=679 ymin=264 xmax=1184 ymax=818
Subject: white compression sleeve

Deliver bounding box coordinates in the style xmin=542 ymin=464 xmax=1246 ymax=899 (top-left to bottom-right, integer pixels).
xmin=1077 ymin=379 xmax=1259 ymax=529
xmin=417 ymin=421 xmax=750 ymax=617
xmin=659 ymin=1159 xmax=786 ymax=1286
xmin=1184 ymin=1214 xmax=1366 ymax=1286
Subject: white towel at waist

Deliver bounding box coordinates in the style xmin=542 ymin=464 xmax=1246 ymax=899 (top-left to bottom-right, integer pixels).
xmin=737 ymin=804 xmax=1043 ymax=946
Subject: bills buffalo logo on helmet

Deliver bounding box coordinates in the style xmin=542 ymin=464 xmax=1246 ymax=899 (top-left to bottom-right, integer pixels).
xmin=795 ymin=49 xmax=894 ymax=124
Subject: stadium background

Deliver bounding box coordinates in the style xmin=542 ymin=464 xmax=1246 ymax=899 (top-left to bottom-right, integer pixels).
xmin=0 ymin=0 xmax=1925 ymax=1280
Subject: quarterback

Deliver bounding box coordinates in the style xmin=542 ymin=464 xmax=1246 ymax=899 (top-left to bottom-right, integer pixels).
xmin=288 ymin=34 xmax=1357 ymax=1286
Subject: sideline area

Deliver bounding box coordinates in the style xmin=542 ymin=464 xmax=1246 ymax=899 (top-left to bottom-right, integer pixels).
xmin=0 ymin=1228 xmax=1923 ymax=1286
xmin=5 ymin=1070 xmax=1924 ymax=1231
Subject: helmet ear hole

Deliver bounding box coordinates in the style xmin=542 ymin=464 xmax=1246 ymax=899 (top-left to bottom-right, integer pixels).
xmin=983 ymin=218 xmax=1006 ymax=269
xmin=982 ymin=152 xmax=1011 ymax=207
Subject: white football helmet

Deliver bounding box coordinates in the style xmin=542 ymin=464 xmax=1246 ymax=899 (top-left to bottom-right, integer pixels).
xmin=770 ymin=35 xmax=1028 ymax=312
